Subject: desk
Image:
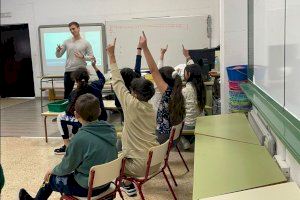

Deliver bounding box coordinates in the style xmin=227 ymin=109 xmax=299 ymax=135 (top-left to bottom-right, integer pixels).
xmin=200 ymin=182 xmax=300 ymax=200
xmin=41 ymin=101 xmax=119 ymax=143
xmin=194 ymin=113 xmax=260 ymax=145
xmin=193 ymin=135 xmax=286 ymax=200
xmin=41 ymin=111 xmax=63 ymax=143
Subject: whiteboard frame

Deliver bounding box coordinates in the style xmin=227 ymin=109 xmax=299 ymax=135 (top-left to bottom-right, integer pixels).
xmin=38 ymin=23 xmax=108 ymax=76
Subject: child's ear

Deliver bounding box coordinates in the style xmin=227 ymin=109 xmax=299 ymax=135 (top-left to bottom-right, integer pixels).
xmin=74 ymin=111 xmax=80 ymax=120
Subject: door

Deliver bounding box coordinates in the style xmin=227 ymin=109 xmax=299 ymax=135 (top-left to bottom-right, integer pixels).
xmin=0 ymin=24 xmax=35 ymax=97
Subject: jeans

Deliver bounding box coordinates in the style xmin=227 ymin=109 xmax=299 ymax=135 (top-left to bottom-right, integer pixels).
xmin=34 ymin=173 xmax=110 ymax=199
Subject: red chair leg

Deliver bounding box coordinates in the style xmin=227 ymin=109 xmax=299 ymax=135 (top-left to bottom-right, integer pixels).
xmin=135 ymin=183 xmax=145 ymax=200
xmin=117 ymin=188 xmax=125 ymax=200
xmin=162 ymin=170 xmax=177 ymax=200
xmin=176 ymin=145 xmax=190 ymax=172
xmin=167 ymin=164 xmax=178 ymax=186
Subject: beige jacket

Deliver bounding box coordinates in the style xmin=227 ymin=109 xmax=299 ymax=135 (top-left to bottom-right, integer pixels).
xmin=110 ymin=63 xmax=158 ymax=162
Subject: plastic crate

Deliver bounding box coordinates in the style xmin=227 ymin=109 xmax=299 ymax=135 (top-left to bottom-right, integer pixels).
xmin=47 ymin=100 xmax=68 ymax=112
xmin=227 ymin=65 xmax=248 ymax=81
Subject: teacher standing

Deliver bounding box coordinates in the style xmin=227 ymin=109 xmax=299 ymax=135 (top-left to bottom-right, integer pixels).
xmin=56 ymin=21 xmax=94 ymax=99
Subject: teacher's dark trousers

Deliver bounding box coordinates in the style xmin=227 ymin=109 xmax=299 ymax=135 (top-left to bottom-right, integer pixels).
xmin=64 ymin=72 xmax=75 ymax=99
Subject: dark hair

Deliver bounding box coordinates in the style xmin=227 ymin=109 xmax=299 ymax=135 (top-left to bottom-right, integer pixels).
xmin=66 ymin=68 xmax=90 ymax=115
xmin=75 ymin=93 xmax=100 ymax=122
xmin=71 ymin=68 xmax=90 ymax=90
xmin=185 ymin=64 xmax=206 ymax=112
xmin=120 ymin=68 xmax=141 ymax=89
xmin=68 ymin=21 xmax=80 ymax=27
xmin=159 ymin=66 xmax=185 ymax=126
xmin=130 ymin=78 xmax=155 ymax=102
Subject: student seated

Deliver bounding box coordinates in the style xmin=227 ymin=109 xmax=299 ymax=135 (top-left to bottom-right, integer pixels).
xmin=140 ymin=32 xmax=185 ymax=144
xmin=54 ymin=59 xmax=107 ymax=154
xmin=181 ymin=64 xmax=206 ymax=149
xmin=106 ymin=39 xmax=159 ymax=197
xmin=19 ymin=94 xmax=118 ymax=200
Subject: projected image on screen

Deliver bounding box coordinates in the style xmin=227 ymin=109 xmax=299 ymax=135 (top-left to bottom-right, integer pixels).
xmin=39 ymin=24 xmax=105 ymax=76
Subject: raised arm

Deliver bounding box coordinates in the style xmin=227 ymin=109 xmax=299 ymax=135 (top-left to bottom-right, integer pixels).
xmin=55 ymin=43 xmax=66 ymax=58
xmin=182 ymin=44 xmax=194 ymax=65
xmin=106 ymin=38 xmax=134 ymax=108
xmin=90 ymin=57 xmax=106 ymax=91
xmin=134 ymin=40 xmax=142 ymax=75
xmin=157 ymin=45 xmax=168 ymax=69
xmin=140 ymin=32 xmax=168 ymax=92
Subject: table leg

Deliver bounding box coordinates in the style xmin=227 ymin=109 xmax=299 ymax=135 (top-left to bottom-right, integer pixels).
xmin=44 ymin=116 xmax=48 ymax=143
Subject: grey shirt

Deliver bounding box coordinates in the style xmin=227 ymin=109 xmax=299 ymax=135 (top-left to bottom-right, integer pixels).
xmin=56 ymin=38 xmax=93 ymax=72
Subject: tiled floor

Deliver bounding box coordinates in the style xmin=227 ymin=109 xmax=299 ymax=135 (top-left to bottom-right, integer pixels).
xmin=0 ymin=98 xmax=195 ymax=200
xmin=0 ymin=137 xmax=194 ymax=200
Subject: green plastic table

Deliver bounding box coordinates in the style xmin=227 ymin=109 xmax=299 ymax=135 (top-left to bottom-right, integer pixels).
xmin=193 ymin=135 xmax=287 ymax=200
xmin=194 ymin=113 xmax=260 ymax=145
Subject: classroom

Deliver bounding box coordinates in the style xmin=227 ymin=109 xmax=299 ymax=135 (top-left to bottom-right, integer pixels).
xmin=1 ymin=0 xmax=300 ymax=199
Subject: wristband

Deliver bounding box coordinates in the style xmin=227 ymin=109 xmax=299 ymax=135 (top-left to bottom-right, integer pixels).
xmin=137 ymin=48 xmax=142 ymax=50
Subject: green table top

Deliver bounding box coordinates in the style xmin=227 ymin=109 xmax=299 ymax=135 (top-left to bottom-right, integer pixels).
xmin=193 ymin=135 xmax=287 ymax=200
xmin=194 ymin=113 xmax=260 ymax=145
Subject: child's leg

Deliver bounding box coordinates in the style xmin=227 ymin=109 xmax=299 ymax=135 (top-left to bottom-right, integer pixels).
xmin=57 ymin=113 xmax=71 ymax=146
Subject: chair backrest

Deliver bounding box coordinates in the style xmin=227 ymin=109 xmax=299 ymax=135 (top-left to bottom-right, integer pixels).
xmin=89 ymin=154 xmax=125 ymax=188
xmin=172 ymin=121 xmax=184 ymax=141
xmin=148 ymin=139 xmax=170 ymax=167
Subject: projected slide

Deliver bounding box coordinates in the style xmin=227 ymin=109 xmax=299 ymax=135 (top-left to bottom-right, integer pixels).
xmin=39 ymin=24 xmax=106 ymax=76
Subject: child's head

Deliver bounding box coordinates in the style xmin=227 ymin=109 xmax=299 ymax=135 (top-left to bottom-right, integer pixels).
xmin=130 ymin=78 xmax=155 ymax=102
xmin=120 ymin=68 xmax=141 ymax=89
xmin=159 ymin=66 xmax=185 ymax=126
xmin=71 ymin=68 xmax=90 ymax=89
xmin=184 ymin=64 xmax=206 ymax=112
xmin=75 ymin=93 xmax=100 ymax=122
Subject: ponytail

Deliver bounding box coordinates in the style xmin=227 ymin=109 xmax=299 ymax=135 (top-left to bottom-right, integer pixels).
xmin=169 ymin=74 xmax=186 ymax=126
xmin=159 ymin=66 xmax=186 ymax=126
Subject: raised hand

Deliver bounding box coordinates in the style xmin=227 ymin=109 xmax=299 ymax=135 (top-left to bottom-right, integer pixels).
xmin=74 ymin=51 xmax=84 ymax=59
xmin=160 ymin=44 xmax=168 ymax=55
xmin=182 ymin=44 xmax=190 ymax=58
xmin=139 ymin=31 xmax=148 ymax=49
xmin=91 ymin=56 xmax=96 ymax=67
xmin=56 ymin=44 xmax=63 ymax=52
xmin=106 ymin=38 xmax=116 ymax=56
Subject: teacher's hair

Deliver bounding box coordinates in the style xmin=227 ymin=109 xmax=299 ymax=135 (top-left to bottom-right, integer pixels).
xmin=68 ymin=21 xmax=79 ymax=27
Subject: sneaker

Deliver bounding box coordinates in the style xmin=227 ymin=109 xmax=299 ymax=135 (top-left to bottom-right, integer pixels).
xmin=54 ymin=145 xmax=66 ymax=155
xmin=51 ymin=117 xmax=57 ymax=122
xmin=19 ymin=188 xmax=34 ymax=200
xmin=180 ymin=137 xmax=191 ymax=150
xmin=120 ymin=182 xmax=137 ymax=197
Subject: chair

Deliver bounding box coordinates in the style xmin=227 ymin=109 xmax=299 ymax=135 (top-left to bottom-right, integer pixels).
xmin=61 ymin=154 xmax=126 ymax=200
xmin=122 ymin=133 xmax=178 ymax=200
xmin=167 ymin=122 xmax=190 ymax=187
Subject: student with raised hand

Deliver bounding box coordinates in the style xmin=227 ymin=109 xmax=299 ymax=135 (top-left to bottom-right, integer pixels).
xmin=19 ymin=94 xmax=117 ymax=200
xmin=181 ymin=64 xmax=206 ymax=149
xmin=107 ymin=38 xmax=159 ymax=197
xmin=54 ymin=58 xmax=107 ymax=154
xmin=150 ymin=45 xmax=168 ymax=112
xmin=140 ymin=32 xmax=185 ymax=144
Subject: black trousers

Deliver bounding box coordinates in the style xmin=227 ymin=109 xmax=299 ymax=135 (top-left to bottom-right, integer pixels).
xmin=64 ymin=72 xmax=75 ymax=99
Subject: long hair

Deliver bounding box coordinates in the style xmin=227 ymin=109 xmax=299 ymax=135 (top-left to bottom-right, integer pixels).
xmin=159 ymin=66 xmax=185 ymax=126
xmin=67 ymin=68 xmax=90 ymax=115
xmin=185 ymin=64 xmax=206 ymax=112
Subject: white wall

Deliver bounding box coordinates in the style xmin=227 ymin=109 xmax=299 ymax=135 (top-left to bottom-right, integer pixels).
xmin=1 ymin=0 xmax=220 ymax=97
xmin=220 ymin=0 xmax=248 ymax=113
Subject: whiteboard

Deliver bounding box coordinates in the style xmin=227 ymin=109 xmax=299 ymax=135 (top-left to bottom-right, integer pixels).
xmin=253 ymin=0 xmax=285 ymax=106
xmin=105 ymin=16 xmax=210 ymax=69
xmin=285 ymin=0 xmax=300 ymax=120
xmin=38 ymin=23 xmax=107 ymax=76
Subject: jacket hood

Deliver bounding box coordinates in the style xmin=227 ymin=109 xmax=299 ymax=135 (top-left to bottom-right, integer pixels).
xmin=79 ymin=120 xmax=117 ymax=146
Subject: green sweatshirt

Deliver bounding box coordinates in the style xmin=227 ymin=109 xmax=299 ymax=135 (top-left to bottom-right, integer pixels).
xmin=52 ymin=120 xmax=117 ymax=188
